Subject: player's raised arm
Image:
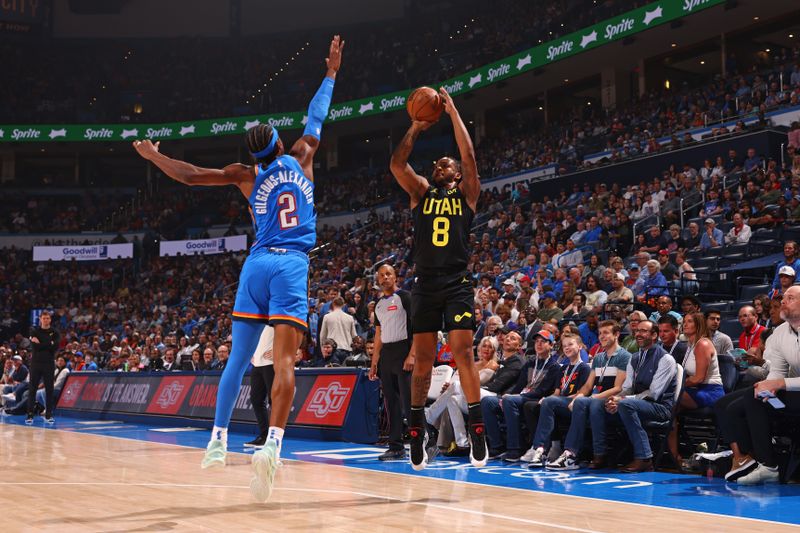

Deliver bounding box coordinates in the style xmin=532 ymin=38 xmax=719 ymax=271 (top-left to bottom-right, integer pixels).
xmin=389 ymin=121 xmax=434 ymax=208
xmin=439 ymin=87 xmax=479 ymax=210
xmin=133 ymin=140 xmax=251 ymax=188
xmin=289 ymin=35 xmax=344 ymax=181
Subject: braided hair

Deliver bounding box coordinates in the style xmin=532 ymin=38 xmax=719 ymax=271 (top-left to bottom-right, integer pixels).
xmin=245 ymin=124 xmax=280 ymax=168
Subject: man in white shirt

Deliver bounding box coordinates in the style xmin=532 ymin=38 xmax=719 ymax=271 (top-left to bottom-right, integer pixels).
xmin=724 ymin=213 xmax=752 ymax=245
xmin=715 ymin=286 xmax=800 ymax=485
xmin=559 ymin=239 xmax=584 ymax=269
xmin=319 ymin=297 xmax=357 ymax=358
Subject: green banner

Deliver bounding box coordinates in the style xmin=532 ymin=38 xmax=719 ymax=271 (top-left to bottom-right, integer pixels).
xmin=0 ymin=0 xmax=725 ymax=143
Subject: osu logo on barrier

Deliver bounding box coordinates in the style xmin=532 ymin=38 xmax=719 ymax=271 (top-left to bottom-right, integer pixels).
xmin=294 ymin=374 xmax=356 ymax=426
xmin=307 ymin=381 xmax=349 ymax=417
xmin=57 ymin=375 xmax=89 ymax=408
xmin=146 ymin=376 xmax=196 ymax=415
xmin=157 ymin=381 xmax=185 ymax=409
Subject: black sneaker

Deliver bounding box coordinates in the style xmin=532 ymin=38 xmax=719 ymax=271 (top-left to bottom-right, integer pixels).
xmin=443 ymin=445 xmax=471 ymax=457
xmin=408 ymin=426 xmax=428 ymax=471
xmin=725 ymin=458 xmax=758 ymax=482
xmin=501 ymin=450 xmax=521 ymax=463
xmin=468 ymin=422 xmax=488 ymax=467
xmin=378 ymin=448 xmax=406 ymax=461
xmin=25 ymin=415 xmax=33 ymax=425
xmin=244 ymin=435 xmax=267 ymax=448
xmin=45 ymin=416 xmax=55 ymax=424
xmin=488 ymin=448 xmax=506 ymax=460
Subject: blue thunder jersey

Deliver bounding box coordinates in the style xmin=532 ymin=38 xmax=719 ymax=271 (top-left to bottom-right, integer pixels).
xmin=249 ymin=154 xmax=316 ymax=254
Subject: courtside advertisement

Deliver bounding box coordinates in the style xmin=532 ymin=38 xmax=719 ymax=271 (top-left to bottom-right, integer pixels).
xmin=33 ymin=243 xmax=134 ymax=261
xmin=159 ymin=235 xmax=248 ymax=257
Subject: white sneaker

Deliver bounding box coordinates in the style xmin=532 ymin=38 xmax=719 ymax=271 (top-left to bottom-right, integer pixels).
xmin=724 ymin=457 xmax=756 ymax=482
xmin=520 ymin=446 xmax=538 ymax=463
xmin=546 ymin=450 xmax=579 ymax=471
xmin=201 ymin=439 xmax=227 ymax=469
xmin=525 ymin=447 xmax=546 ymax=468
xmin=251 ymin=440 xmax=279 ymax=502
xmin=737 ymin=463 xmax=779 ymax=485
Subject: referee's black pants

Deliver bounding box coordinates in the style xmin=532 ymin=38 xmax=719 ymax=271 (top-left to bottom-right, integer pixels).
xmin=714 ymin=385 xmax=800 ymax=467
xmin=379 ymin=341 xmax=412 ymax=451
xmin=250 ymin=365 xmax=275 ymax=437
xmin=27 ymin=362 xmax=55 ymax=418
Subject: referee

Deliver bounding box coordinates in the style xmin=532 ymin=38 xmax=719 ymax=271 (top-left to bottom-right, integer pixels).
xmin=27 ymin=310 xmax=60 ymax=424
xmin=369 ymin=264 xmax=414 ymax=461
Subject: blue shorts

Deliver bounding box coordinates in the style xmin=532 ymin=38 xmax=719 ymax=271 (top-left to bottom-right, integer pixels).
xmin=232 ymin=248 xmax=309 ymax=330
xmin=685 ymin=383 xmax=725 ymax=408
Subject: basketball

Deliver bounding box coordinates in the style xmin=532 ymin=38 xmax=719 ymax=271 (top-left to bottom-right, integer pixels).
xmin=407 ymin=86 xmax=444 ymax=122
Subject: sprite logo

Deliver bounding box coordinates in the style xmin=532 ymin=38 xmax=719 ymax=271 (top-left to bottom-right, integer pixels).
xmin=146 ymin=127 xmax=174 ymax=138
xmin=604 ymin=18 xmax=635 ymax=40
xmin=546 ymin=39 xmax=574 ymax=61
xmin=441 ymin=80 xmax=464 ymax=94
xmin=11 ymin=128 xmax=41 ymax=141
xmin=487 ymin=63 xmax=511 ymax=82
xmin=210 ymin=121 xmax=237 ymax=134
xmin=268 ymin=116 xmax=295 ymax=127
xmin=84 ymin=128 xmax=114 ymax=140
xmin=683 ymin=0 xmax=712 ymax=12
xmin=380 ymin=95 xmax=405 ymax=111
xmin=328 ymin=106 xmax=353 ymax=120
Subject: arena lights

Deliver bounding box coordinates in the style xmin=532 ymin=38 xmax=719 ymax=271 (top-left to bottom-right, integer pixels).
xmin=90 ymin=50 xmax=132 ymax=107
xmin=445 ymin=20 xmax=476 ymax=44
xmin=245 ymin=42 xmax=310 ymax=105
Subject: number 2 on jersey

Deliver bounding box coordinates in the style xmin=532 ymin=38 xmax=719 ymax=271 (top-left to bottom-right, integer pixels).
xmin=432 ymin=216 xmax=450 ymax=247
xmin=278 ymin=192 xmax=299 ymax=229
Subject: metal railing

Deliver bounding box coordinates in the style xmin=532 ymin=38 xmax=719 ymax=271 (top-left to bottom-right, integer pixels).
xmin=632 ymin=214 xmax=659 ymax=244
xmin=679 ymin=196 xmax=705 ymax=229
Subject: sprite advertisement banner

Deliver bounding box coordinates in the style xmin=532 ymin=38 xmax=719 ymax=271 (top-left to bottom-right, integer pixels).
xmin=0 ymin=0 xmax=725 ymax=143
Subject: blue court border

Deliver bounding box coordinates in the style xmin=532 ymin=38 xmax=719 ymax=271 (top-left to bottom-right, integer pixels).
xmin=4 ymin=414 xmax=799 ymax=526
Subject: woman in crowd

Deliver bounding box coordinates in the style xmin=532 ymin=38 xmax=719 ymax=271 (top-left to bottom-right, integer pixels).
xmin=668 ymin=312 xmax=724 ymax=470
xmin=752 ymin=294 xmax=772 ymax=326
xmin=673 ymin=251 xmax=698 ymax=293
xmin=427 ymin=336 xmax=499 ymax=454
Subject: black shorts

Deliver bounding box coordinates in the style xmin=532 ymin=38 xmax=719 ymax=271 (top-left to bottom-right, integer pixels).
xmin=411 ymin=271 xmax=475 ymax=333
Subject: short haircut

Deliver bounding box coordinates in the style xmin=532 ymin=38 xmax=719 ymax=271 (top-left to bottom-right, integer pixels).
xmin=598 ymin=320 xmax=621 ymax=334
xmin=333 ymin=297 xmax=345 ymax=307
xmin=657 ymin=315 xmax=679 ymax=330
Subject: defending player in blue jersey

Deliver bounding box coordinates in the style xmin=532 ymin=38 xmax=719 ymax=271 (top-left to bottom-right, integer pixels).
xmin=132 ymin=35 xmax=344 ymax=502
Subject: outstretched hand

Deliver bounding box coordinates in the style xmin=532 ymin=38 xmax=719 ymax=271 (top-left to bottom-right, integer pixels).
xmin=132 ymin=140 xmax=160 ymax=161
xmin=326 ymin=35 xmax=345 ymax=73
xmin=439 ymin=87 xmax=456 ymax=116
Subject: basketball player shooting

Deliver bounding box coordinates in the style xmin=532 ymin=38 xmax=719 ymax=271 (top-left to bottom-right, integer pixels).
xmin=132 ymin=35 xmax=344 ymax=502
xmin=389 ymin=87 xmax=487 ymax=470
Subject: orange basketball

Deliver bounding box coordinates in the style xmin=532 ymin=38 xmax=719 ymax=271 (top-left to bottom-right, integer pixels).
xmin=406 ymin=86 xmax=444 ymax=122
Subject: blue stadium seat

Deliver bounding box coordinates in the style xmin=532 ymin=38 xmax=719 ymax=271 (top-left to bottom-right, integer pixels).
xmin=701 ymin=301 xmax=732 ymax=313
xmin=739 ymin=284 xmax=771 ymax=301
xmin=719 ymin=318 xmax=741 ymax=340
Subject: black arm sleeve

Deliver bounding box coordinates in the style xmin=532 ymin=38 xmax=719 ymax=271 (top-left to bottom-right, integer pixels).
xmin=398 ymin=290 xmax=412 ymax=339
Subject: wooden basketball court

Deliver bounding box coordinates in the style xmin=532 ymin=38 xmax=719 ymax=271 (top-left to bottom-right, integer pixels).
xmin=3 ymin=421 xmax=797 ymax=532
